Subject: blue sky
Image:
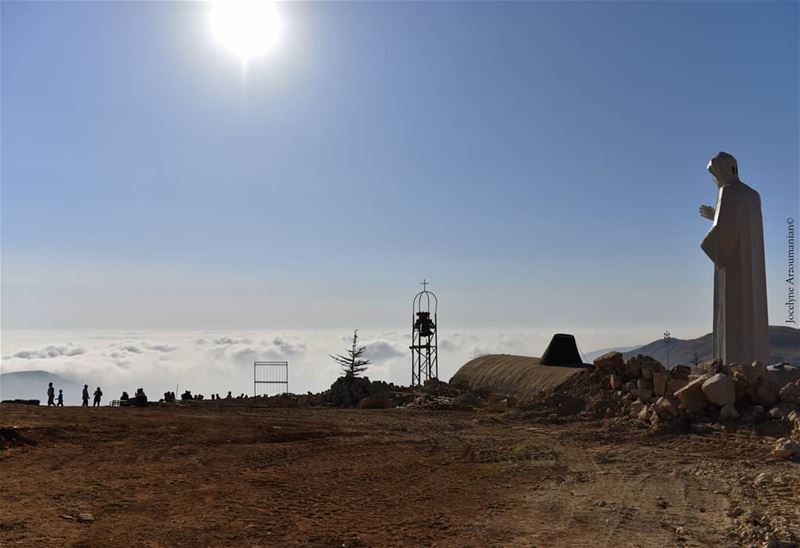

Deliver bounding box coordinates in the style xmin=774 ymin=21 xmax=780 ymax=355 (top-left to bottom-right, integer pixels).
xmin=2 ymin=1 xmax=798 ymax=342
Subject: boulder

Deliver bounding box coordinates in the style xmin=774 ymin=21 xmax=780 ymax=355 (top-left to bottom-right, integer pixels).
xmin=635 ymin=379 xmax=653 ymax=401
xmin=638 ymin=405 xmax=651 ymax=422
xmin=719 ymin=404 xmax=740 ymax=421
xmin=767 ymin=402 xmax=798 ymax=420
xmin=748 ymin=374 xmax=781 ymax=407
xmin=766 ymin=363 xmax=800 ymax=387
xmin=594 ymin=351 xmax=624 ymax=371
xmin=653 ymin=397 xmax=678 ymax=420
xmin=625 ymin=361 xmax=641 ymax=379
xmin=630 ymin=400 xmax=645 ymax=415
xmin=641 ymin=366 xmax=654 ymax=380
xmin=666 ymin=378 xmax=688 ymax=395
xmin=693 ymin=358 xmax=721 ymax=376
xmin=670 ymin=364 xmax=691 ymax=380
xmin=652 ymin=372 xmax=668 ymax=397
xmin=675 ymin=374 xmax=711 ymax=412
xmin=609 ymin=374 xmax=622 ymax=390
xmin=779 ymin=380 xmax=800 ymax=404
xmin=732 ymin=376 xmax=749 ymax=402
xmin=701 ymin=374 xmax=736 ymax=406
xmin=770 ymin=438 xmax=800 ymax=459
xmin=731 ymin=360 xmax=766 ymax=386
xmin=649 ymin=412 xmax=663 ymax=427
xmin=638 ymin=378 xmax=654 ymax=392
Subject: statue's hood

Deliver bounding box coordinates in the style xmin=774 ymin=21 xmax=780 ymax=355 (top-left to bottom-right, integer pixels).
xmin=707 ymin=152 xmax=739 ymax=186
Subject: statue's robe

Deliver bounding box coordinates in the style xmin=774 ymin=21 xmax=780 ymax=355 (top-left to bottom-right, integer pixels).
xmin=701 ymin=179 xmax=769 ymax=365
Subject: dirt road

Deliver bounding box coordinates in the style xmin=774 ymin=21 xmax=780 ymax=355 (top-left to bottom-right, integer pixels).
xmin=1 ymin=404 xmax=797 ymax=546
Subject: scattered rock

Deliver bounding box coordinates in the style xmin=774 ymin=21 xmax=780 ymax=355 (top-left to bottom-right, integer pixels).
xmin=779 ymin=380 xmax=800 ymax=404
xmin=76 ymin=513 xmax=94 ymax=523
xmin=770 ymin=438 xmax=800 ymax=459
xmin=701 ymin=373 xmax=736 ymax=406
xmin=767 ymin=402 xmax=797 ymax=420
xmin=719 ymin=404 xmax=740 ymax=421
xmin=753 ymin=472 xmax=770 ymax=487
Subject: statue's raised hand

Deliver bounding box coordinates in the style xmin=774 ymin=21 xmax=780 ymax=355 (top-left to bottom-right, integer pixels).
xmin=699 ymin=204 xmax=715 ymax=220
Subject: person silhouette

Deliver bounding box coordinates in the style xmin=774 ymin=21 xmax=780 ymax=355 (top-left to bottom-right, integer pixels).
xmin=93 ymin=386 xmax=103 ymax=407
xmin=57 ymin=389 xmax=64 ymax=407
xmin=47 ymin=382 xmax=55 ymax=406
xmin=82 ymin=385 xmax=90 ymax=407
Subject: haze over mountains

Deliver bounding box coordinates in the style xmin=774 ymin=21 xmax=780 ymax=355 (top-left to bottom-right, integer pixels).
xmin=616 ymin=326 xmax=799 ymax=368
xmin=1 ymin=327 xmax=797 ymax=404
xmin=0 ymin=370 xmax=83 ymax=404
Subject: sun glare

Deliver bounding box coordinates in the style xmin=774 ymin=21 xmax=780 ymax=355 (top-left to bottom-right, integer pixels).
xmin=209 ymin=0 xmax=282 ymax=67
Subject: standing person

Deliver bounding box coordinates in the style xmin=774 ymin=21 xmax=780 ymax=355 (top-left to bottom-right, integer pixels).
xmin=57 ymin=389 xmax=64 ymax=407
xmin=82 ymin=385 xmax=90 ymax=407
xmin=93 ymin=386 xmax=103 ymax=407
xmin=47 ymin=382 xmax=55 ymax=406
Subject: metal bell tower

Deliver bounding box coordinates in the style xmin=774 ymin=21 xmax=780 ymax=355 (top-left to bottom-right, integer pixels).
xmin=411 ymin=279 xmax=438 ymax=385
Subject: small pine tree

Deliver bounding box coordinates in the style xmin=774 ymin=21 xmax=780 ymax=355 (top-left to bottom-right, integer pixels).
xmin=330 ymin=329 xmax=370 ymax=378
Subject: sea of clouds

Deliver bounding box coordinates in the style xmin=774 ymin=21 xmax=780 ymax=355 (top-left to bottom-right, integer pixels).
xmin=0 ymin=328 xmax=656 ymax=405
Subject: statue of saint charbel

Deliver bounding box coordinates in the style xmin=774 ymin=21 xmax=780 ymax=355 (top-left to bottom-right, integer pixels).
xmin=700 ymin=152 xmax=769 ymax=366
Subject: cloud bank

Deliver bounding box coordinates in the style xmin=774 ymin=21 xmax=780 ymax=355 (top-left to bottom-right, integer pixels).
xmin=1 ymin=327 xmax=664 ymax=405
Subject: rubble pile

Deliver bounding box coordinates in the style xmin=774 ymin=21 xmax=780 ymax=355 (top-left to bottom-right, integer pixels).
xmin=324 ymin=375 xmax=397 ymax=407
xmin=592 ymin=351 xmax=800 ymax=458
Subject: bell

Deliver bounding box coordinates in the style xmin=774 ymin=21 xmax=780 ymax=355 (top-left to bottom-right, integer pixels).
xmin=415 ymin=312 xmax=436 ymax=337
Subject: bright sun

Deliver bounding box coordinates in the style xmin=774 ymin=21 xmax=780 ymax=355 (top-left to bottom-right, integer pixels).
xmin=209 ymin=0 xmax=282 ymax=65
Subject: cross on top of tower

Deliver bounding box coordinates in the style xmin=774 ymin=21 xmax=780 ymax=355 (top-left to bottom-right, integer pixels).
xmin=420 ymin=279 xmax=430 ymax=291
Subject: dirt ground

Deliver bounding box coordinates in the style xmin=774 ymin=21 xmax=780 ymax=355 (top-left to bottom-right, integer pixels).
xmin=1 ymin=403 xmax=798 ymax=547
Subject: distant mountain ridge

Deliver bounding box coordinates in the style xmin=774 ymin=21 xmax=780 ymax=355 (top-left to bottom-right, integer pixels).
xmin=0 ymin=370 xmax=83 ymax=404
xmin=602 ymin=326 xmax=799 ymax=368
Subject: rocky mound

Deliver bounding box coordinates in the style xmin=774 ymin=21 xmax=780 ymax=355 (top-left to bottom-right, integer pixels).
xmin=324 ymin=375 xmax=397 ymax=408
xmin=589 ymin=351 xmax=800 ymax=458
